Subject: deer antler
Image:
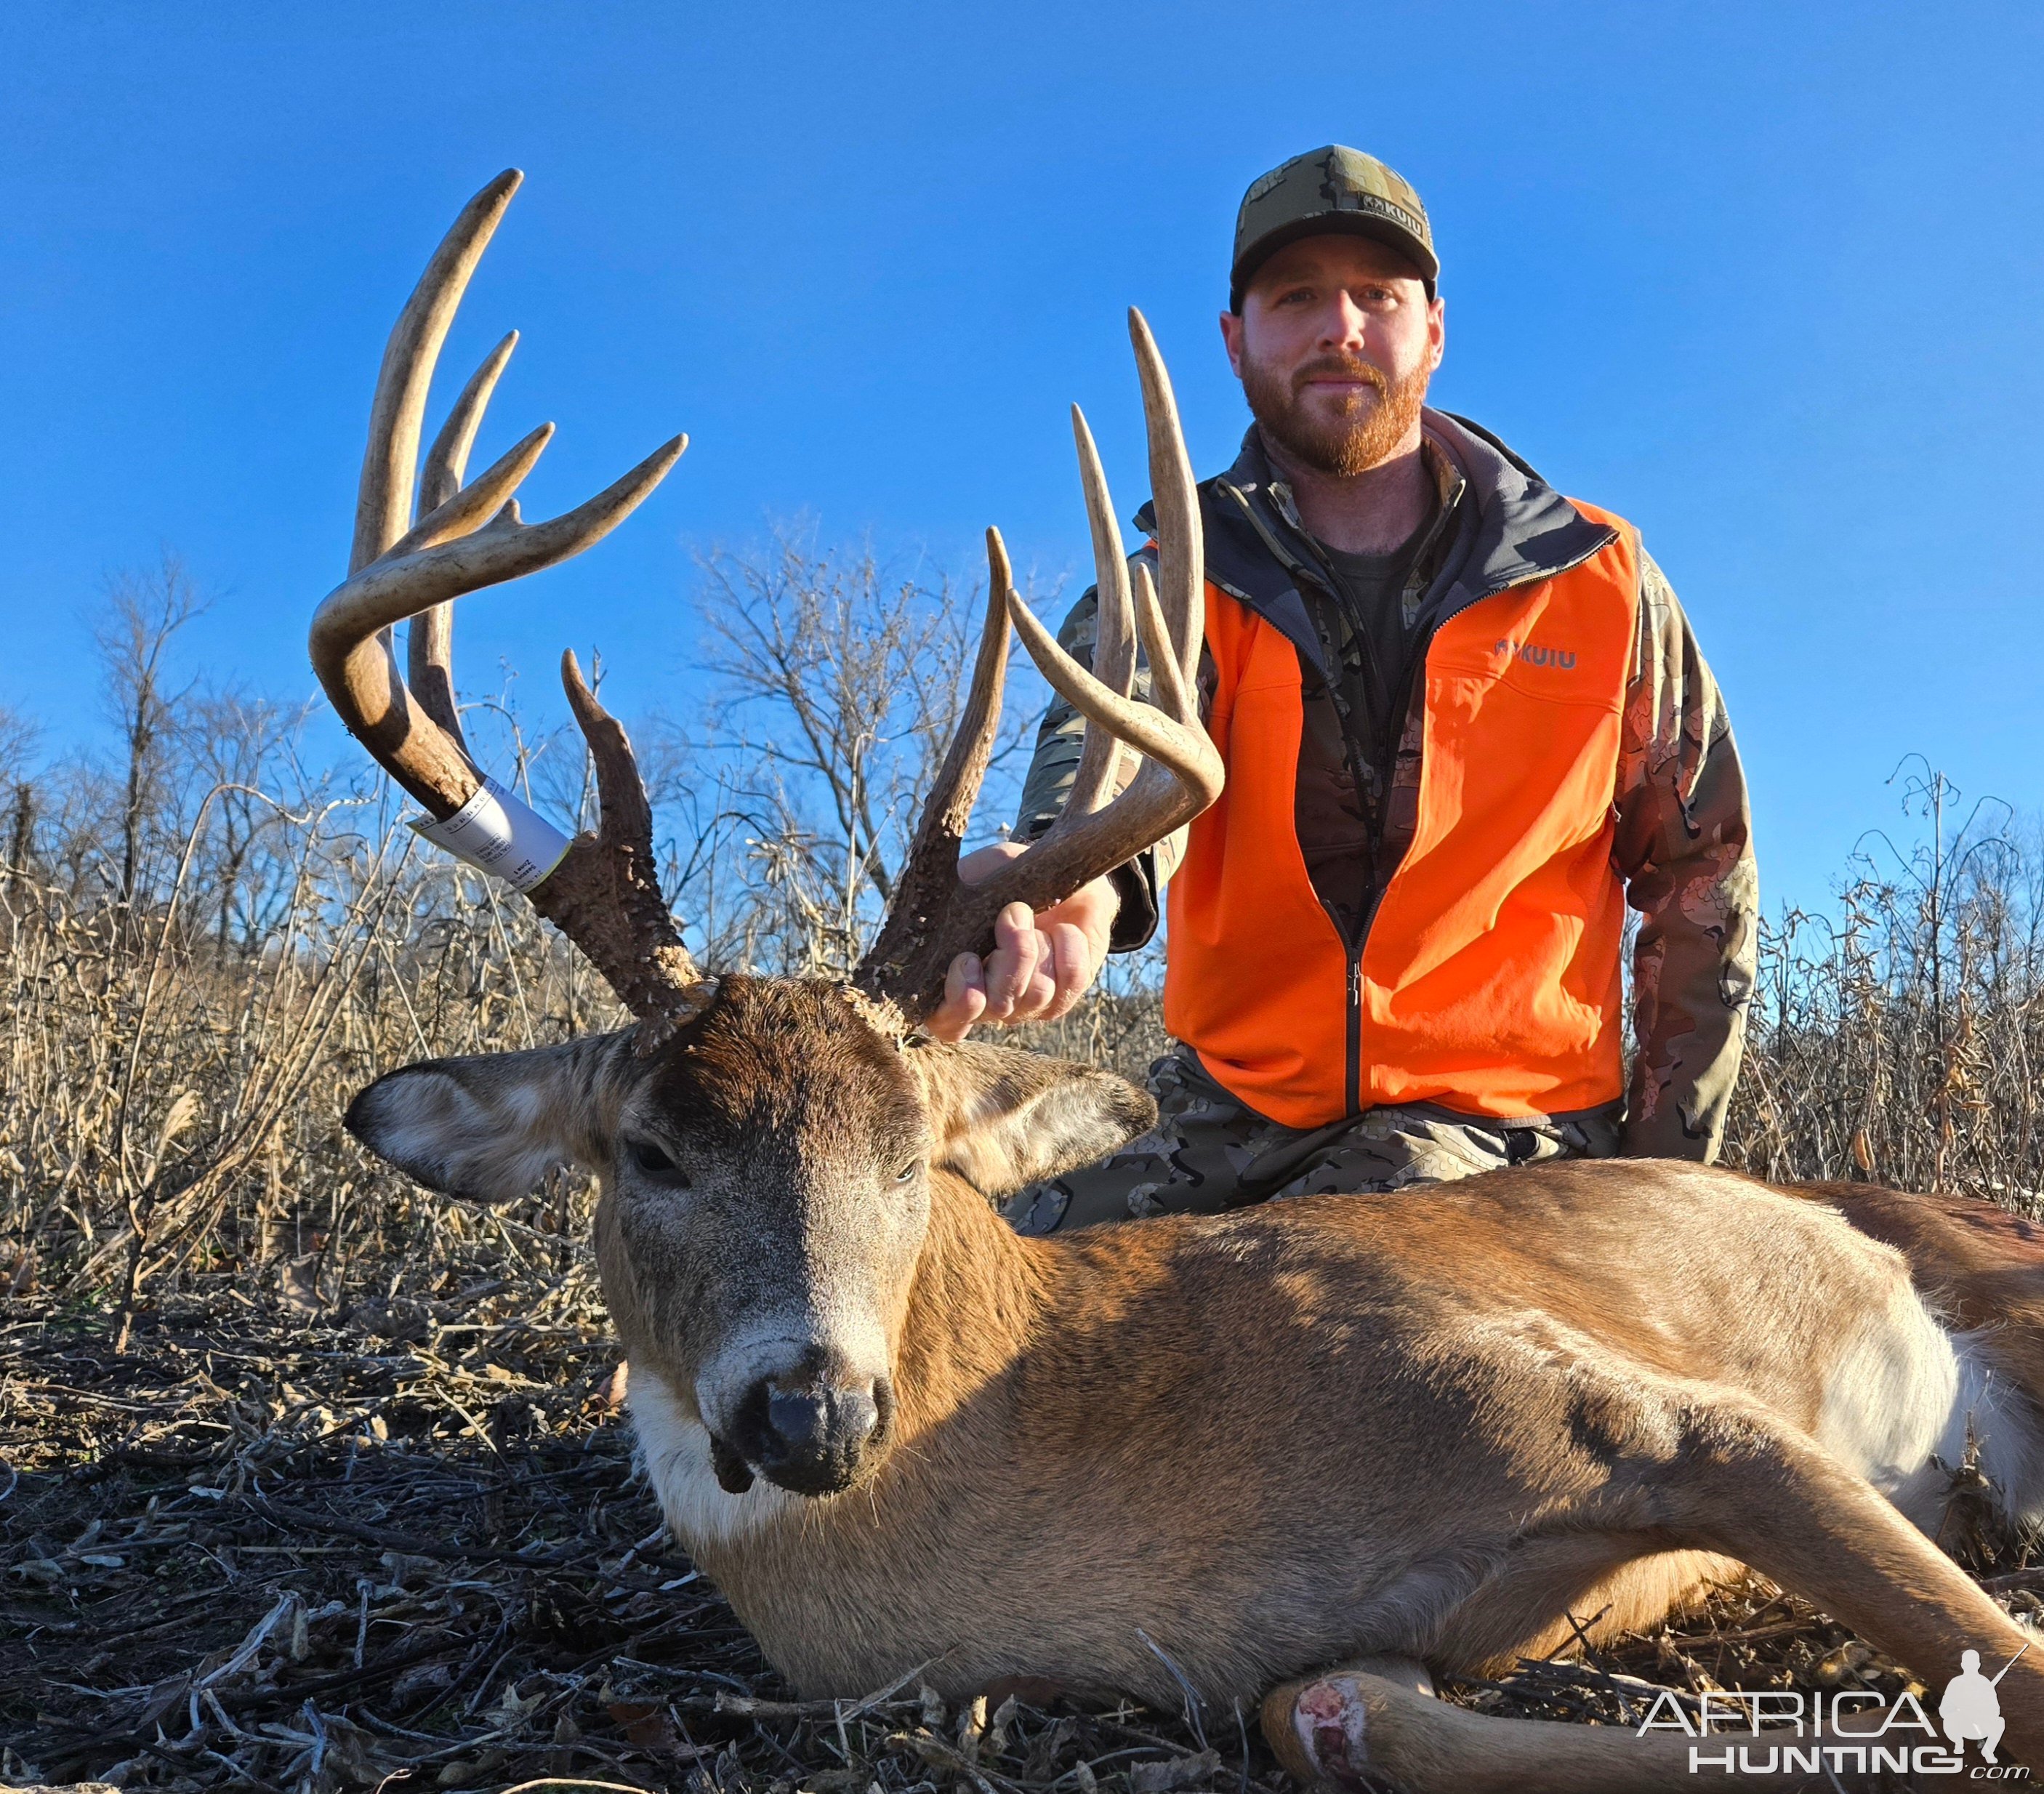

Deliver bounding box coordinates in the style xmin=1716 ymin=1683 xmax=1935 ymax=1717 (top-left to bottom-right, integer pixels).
xmin=856 ymin=310 xmax=1223 ymax=1020
xmin=308 ymin=172 xmax=709 ymax=1031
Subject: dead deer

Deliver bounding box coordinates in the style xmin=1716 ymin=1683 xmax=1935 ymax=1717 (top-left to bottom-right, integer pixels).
xmin=316 ymin=173 xmax=2044 ymax=1793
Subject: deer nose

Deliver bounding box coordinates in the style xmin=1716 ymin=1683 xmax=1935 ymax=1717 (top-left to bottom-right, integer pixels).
xmin=741 ymin=1373 xmax=891 ymax=1495
xmin=768 ymin=1383 xmax=877 ymax=1451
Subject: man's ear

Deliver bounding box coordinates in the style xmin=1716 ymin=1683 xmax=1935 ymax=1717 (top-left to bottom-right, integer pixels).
xmin=1218 ymin=306 xmax=1246 ymax=379
xmin=906 ymin=1039 xmax=1155 ymax=1197
xmin=345 ymin=1032 xmax=634 ymax=1202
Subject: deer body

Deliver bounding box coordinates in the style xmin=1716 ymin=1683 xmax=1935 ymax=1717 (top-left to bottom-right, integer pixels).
xmin=612 ymin=1135 xmax=2041 ymax=1705
xmin=318 ymin=177 xmax=2044 ymax=1788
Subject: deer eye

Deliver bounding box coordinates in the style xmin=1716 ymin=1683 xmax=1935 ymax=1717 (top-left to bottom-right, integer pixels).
xmin=630 ymin=1138 xmax=683 ymax=1179
xmin=895 ymin=1160 xmax=922 ymax=1185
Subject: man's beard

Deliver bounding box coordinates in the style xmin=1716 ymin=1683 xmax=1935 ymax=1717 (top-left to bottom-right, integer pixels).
xmin=1241 ymin=348 xmax=1430 ymax=477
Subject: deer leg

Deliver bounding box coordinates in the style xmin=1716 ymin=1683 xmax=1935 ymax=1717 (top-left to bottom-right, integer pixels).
xmin=1648 ymin=1399 xmax=2044 ymax=1762
xmin=1261 ymin=1390 xmax=2044 ymax=1793
xmin=1259 ymin=1659 xmax=1827 ymax=1793
xmin=1423 ymin=1533 xmax=1738 ymax=1673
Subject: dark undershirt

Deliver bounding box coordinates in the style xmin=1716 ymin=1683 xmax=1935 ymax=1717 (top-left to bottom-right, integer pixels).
xmin=1317 ymin=504 xmax=1435 ymax=727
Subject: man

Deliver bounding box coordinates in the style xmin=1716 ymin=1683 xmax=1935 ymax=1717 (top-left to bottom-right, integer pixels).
xmin=1942 ymin=1649 xmax=2010 ymax=1764
xmin=929 ymin=145 xmax=1757 ymax=1233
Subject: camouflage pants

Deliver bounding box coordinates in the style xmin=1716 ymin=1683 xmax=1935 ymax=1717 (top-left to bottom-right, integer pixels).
xmin=1002 ymin=1047 xmax=1623 ymax=1236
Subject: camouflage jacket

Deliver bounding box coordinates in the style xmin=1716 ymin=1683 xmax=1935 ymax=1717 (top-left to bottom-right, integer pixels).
xmin=1016 ymin=416 xmax=1758 ymax=1161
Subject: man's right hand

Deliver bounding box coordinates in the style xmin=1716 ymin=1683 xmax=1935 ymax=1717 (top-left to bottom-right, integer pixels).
xmin=922 ymin=841 xmax=1122 ymax=1042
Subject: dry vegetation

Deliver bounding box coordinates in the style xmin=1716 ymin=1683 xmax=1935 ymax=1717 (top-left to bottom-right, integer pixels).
xmin=3 ymin=544 xmax=2041 ymax=1792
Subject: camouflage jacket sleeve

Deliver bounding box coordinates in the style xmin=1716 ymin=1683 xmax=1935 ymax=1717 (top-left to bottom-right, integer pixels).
xmin=1013 ymin=578 xmax=1182 ymax=952
xmin=1612 ymin=548 xmax=1759 ymax=1162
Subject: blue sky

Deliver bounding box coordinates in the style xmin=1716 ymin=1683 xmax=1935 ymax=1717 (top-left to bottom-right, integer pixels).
xmin=2 ymin=1 xmax=2038 ymax=911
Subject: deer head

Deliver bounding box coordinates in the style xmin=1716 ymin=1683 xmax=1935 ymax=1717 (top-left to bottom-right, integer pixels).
xmin=320 ymin=174 xmax=1220 ymax=1499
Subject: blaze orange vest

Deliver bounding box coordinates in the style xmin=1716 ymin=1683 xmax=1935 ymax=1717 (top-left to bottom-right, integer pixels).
xmin=1164 ymin=503 xmax=1639 ymax=1130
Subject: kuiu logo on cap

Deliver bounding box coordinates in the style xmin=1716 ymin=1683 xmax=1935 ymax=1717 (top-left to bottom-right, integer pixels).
xmin=1337 ymin=190 xmax=1426 ymax=236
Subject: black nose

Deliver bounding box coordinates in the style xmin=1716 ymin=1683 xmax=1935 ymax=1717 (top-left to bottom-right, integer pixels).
xmin=768 ymin=1384 xmax=876 ymax=1450
xmin=733 ymin=1374 xmax=891 ymax=1496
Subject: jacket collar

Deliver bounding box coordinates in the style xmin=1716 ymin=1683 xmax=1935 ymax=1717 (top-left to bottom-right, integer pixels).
xmin=1133 ymin=411 xmax=1617 ymax=675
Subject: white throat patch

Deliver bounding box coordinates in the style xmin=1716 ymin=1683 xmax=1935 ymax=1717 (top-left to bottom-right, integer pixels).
xmin=628 ymin=1363 xmax=802 ymax=1550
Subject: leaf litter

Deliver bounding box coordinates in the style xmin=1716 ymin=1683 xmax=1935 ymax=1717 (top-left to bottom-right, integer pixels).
xmin=7 ymin=1260 xmax=2042 ymax=1794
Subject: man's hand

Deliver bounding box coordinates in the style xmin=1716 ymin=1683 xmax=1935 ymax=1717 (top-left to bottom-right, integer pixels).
xmin=922 ymin=841 xmax=1121 ymax=1042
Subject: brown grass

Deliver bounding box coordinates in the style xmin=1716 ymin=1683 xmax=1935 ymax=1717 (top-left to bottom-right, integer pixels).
xmin=4 ymin=558 xmax=2043 ymax=1790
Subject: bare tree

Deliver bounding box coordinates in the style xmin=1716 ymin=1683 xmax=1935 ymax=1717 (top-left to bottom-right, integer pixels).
xmin=0 ymin=701 xmax=38 ymax=781
xmin=179 ymin=684 xmax=309 ymax=956
xmin=0 ymin=703 xmax=40 ymax=898
xmin=91 ymin=552 xmax=206 ymax=909
xmin=668 ymin=523 xmax=1038 ymax=975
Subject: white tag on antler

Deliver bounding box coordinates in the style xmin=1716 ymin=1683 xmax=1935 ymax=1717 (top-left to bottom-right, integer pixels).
xmin=410 ymin=777 xmax=572 ymax=893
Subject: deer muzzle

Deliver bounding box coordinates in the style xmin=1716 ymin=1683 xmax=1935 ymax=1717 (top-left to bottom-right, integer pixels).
xmin=696 ymin=1319 xmax=898 ymax=1498
xmin=725 ymin=1366 xmax=894 ymax=1497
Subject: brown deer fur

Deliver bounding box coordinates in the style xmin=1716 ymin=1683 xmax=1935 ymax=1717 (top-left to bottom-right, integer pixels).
xmin=350 ymin=977 xmax=2044 ymax=1785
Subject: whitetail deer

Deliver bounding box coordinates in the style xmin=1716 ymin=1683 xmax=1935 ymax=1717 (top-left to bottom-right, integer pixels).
xmin=317 ymin=174 xmax=2044 ymax=1793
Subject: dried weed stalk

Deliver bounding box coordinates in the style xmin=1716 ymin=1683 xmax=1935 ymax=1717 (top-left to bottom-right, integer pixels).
xmin=4 ymin=560 xmax=2043 ymax=1792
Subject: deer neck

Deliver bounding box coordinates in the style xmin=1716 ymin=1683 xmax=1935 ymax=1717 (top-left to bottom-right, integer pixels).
xmin=888 ymin=1168 xmax=1056 ymax=1436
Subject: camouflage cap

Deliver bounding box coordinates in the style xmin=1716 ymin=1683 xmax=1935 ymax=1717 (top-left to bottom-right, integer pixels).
xmin=1231 ymin=146 xmax=1437 ymax=310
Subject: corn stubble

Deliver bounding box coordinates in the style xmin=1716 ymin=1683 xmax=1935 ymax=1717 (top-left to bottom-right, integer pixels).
xmin=2 ymin=567 xmax=2040 ymax=1788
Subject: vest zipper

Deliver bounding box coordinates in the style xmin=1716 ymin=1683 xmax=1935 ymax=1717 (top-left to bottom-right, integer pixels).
xmin=1296 ymin=528 xmax=1412 ymax=1121
xmin=1318 ymin=649 xmax=1388 ymax=1121
xmin=1216 ymin=478 xmax=1411 ymax=1119
xmin=1342 ymin=640 xmax=1431 ymax=1111
xmin=1345 ymin=949 xmax=1364 ymax=1117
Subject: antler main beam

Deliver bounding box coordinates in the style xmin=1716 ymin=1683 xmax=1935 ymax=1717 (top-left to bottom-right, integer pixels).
xmin=308 ymin=172 xmax=707 ymax=1030
xmin=313 ymin=184 xmax=1217 ymax=1035
xmin=856 ymin=310 xmax=1223 ymax=1019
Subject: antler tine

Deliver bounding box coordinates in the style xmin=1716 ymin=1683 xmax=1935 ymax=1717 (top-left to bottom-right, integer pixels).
xmin=387 ymin=422 xmax=555 ymax=562
xmin=855 ymin=528 xmax=1014 ymax=1000
xmin=550 ymin=652 xmax=710 ymax=1031
xmin=922 ymin=526 xmax=1015 ymax=854
xmin=854 ymin=322 xmax=1223 ymax=1021
xmin=421 ymin=331 xmax=520 ymax=514
xmin=353 ymin=171 xmax=522 ymax=576
xmin=1128 ymin=308 xmax=1202 ymax=683
xmin=312 ymin=172 xmax=707 ymax=1034
xmin=410 ymin=329 xmax=520 ymax=745
xmin=1064 ymin=405 xmax=1136 ymax=819
xmin=1126 ymin=561 xmax=1196 ymax=725
xmin=1005 ymin=566 xmax=1215 ymax=794
xmin=310 ymin=430 xmax=684 ymax=816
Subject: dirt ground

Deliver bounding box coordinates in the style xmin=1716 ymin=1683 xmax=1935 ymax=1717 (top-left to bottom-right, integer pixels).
xmin=7 ymin=1275 xmax=2043 ymax=1794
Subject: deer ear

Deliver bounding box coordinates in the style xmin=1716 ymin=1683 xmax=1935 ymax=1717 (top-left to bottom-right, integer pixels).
xmin=345 ymin=1034 xmax=630 ymax=1202
xmin=907 ymin=1040 xmax=1155 ymax=1197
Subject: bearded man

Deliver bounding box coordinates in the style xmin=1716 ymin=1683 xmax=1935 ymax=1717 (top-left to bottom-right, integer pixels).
xmin=929 ymin=146 xmax=1758 ymax=1232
